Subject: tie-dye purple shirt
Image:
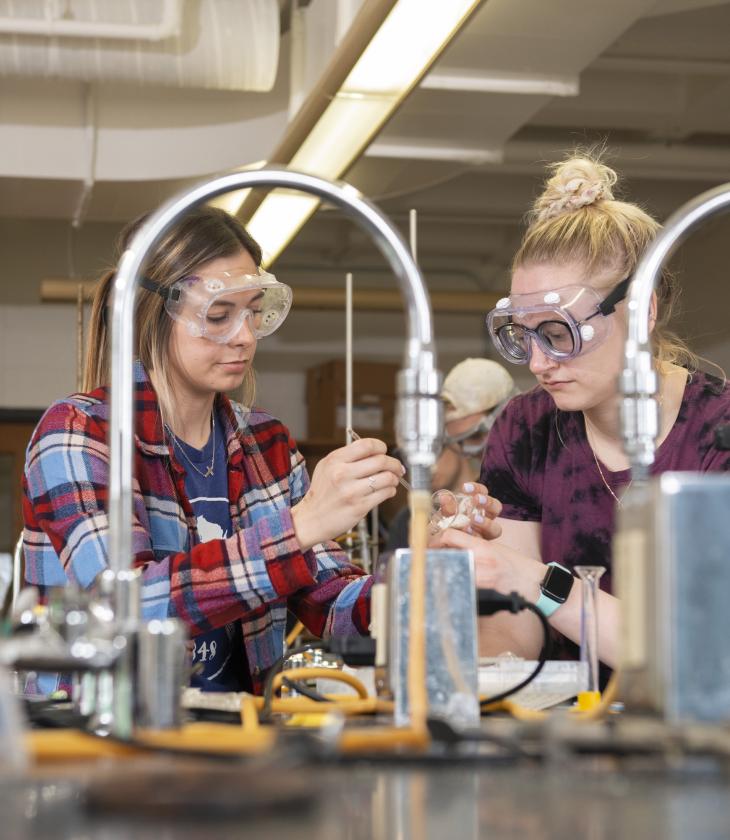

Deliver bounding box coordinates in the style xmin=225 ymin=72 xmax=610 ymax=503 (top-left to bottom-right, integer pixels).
xmin=481 ymin=371 xmax=730 ymax=591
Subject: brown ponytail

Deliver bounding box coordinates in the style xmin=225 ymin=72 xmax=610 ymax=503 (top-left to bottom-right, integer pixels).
xmin=82 ymin=269 xmax=115 ymax=393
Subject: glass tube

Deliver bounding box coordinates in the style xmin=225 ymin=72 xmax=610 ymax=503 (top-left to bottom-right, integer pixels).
xmin=574 ymin=565 xmax=606 ymax=694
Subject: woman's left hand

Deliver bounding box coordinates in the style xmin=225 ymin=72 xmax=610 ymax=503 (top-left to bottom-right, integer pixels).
xmin=430 ymin=527 xmax=544 ymax=600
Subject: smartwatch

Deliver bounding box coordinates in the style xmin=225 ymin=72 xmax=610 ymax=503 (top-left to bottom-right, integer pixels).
xmin=535 ymin=562 xmax=574 ymax=618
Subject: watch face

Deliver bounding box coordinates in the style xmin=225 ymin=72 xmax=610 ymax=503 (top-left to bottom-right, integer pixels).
xmin=542 ymin=565 xmax=574 ymax=601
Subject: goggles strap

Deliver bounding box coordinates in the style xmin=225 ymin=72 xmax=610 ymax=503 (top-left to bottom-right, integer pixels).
xmin=138 ymin=277 xmax=181 ymax=302
xmin=445 ymin=416 xmax=491 ymax=446
xmin=594 ymin=276 xmax=631 ymax=318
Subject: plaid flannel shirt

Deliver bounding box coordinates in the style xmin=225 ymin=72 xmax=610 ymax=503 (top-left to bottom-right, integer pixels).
xmin=23 ymin=361 xmax=371 ymax=694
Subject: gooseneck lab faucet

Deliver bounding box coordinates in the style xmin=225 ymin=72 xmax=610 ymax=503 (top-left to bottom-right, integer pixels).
xmin=107 ymin=167 xmax=443 ymax=736
xmin=621 ymin=182 xmax=730 ymax=477
xmin=618 ymin=181 xmax=730 ymax=722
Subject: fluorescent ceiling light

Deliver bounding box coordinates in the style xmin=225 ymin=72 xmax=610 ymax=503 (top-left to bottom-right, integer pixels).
xmin=246 ymin=192 xmax=320 ymax=265
xmin=206 ymin=160 xmax=267 ymax=215
xmin=421 ymin=70 xmax=580 ymax=97
xmin=343 ymin=1 xmax=478 ymax=95
xmin=241 ymin=0 xmax=484 ymax=266
xmin=367 ymin=139 xmax=503 ymax=165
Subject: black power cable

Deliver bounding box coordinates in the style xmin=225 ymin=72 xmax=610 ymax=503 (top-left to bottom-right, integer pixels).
xmin=280 ymin=676 xmax=328 ymax=703
xmin=264 ymin=594 xmax=551 ymax=717
xmin=261 ymin=641 xmax=331 ymax=720
xmin=476 ymin=589 xmax=552 ymax=708
xmin=261 ymin=654 xmax=286 ymax=721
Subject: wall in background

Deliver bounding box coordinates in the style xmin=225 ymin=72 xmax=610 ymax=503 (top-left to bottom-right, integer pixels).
xmin=0 ymin=210 xmax=727 ymax=445
xmin=0 ymin=303 xmax=505 ymax=441
xmin=0 ymin=304 xmax=78 ymax=408
xmin=0 ymin=218 xmax=121 ymax=306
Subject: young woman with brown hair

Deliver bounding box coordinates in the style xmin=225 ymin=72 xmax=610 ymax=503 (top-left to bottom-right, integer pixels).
xmin=23 ymin=207 xmax=404 ymax=695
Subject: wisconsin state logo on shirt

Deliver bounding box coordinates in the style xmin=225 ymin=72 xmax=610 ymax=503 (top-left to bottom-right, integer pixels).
xmin=196 ymin=514 xmax=228 ymax=542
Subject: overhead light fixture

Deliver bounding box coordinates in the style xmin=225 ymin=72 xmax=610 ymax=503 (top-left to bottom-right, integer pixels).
xmin=238 ymin=0 xmax=485 ymax=265
xmin=421 ymin=69 xmax=580 ymax=97
xmin=366 ymin=139 xmax=503 ymax=165
xmin=206 ymin=160 xmax=267 ymax=215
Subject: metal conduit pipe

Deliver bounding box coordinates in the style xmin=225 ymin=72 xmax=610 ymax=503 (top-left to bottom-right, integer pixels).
xmin=621 ymin=182 xmax=730 ymax=477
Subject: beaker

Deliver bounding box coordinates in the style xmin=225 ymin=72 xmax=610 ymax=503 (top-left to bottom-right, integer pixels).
xmin=390 ymin=547 xmax=479 ymax=730
xmin=137 ymin=618 xmax=187 ymax=729
xmin=574 ymin=565 xmax=605 ymax=698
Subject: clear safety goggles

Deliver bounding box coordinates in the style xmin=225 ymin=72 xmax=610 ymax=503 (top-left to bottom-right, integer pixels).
xmin=443 ymin=391 xmax=518 ymax=456
xmin=140 ymin=269 xmax=293 ymax=343
xmin=444 ymin=415 xmax=492 ymax=457
xmin=486 ymin=278 xmax=630 ymax=365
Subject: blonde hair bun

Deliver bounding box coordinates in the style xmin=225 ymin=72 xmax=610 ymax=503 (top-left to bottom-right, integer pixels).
xmin=532 ymin=155 xmax=617 ymax=223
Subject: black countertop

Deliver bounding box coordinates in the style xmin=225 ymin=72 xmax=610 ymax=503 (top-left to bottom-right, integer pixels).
xmin=3 ymin=751 xmax=730 ymax=839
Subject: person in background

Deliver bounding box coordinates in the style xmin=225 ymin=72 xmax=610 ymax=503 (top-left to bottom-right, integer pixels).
xmin=385 ymin=357 xmax=517 ymax=552
xmin=432 ymin=152 xmax=730 ymax=668
xmin=22 ymin=207 xmax=405 ymax=696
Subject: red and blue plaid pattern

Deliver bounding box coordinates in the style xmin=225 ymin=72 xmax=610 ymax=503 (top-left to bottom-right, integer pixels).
xmin=23 ymin=361 xmax=371 ymax=693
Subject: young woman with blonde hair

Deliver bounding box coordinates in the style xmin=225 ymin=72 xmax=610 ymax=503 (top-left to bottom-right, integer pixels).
xmin=434 ymin=153 xmax=730 ymax=668
xmin=22 ymin=207 xmax=405 ymax=695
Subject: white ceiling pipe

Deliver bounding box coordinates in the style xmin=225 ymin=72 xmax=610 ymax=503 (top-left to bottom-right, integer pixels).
xmin=0 ymin=0 xmax=182 ymax=41
xmin=0 ymin=0 xmax=280 ymax=92
xmin=71 ymin=84 xmax=97 ymax=229
xmin=422 ymin=69 xmax=580 ymax=97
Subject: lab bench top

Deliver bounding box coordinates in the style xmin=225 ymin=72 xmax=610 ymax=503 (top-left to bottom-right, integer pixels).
xmin=2 ymin=753 xmax=730 ymax=839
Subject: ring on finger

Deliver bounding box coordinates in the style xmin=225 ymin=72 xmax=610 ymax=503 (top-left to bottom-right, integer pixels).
xmin=367 ymin=474 xmax=377 ymax=494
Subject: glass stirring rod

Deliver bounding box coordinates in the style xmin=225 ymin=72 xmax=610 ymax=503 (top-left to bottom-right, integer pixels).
xmin=347 ymin=428 xmax=412 ymax=492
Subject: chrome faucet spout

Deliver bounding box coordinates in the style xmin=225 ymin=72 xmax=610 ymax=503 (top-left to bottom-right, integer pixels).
xmin=622 ymin=182 xmax=730 ymax=474
xmin=106 ymin=167 xmax=442 ymax=736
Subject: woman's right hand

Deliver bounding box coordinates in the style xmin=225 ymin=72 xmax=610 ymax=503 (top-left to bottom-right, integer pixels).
xmin=291 ymin=437 xmax=404 ymax=551
xmin=460 ymin=481 xmax=503 ymax=540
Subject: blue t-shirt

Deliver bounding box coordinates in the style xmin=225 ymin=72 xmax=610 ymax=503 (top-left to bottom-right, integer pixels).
xmin=173 ymin=410 xmax=251 ymax=693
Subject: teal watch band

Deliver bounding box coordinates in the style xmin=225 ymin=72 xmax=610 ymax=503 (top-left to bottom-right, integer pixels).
xmin=535 ymin=589 xmax=563 ymax=618
xmin=535 ymin=561 xmax=573 ymax=618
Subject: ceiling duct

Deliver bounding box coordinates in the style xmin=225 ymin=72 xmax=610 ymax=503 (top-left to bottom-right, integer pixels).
xmin=0 ymin=0 xmax=280 ymax=91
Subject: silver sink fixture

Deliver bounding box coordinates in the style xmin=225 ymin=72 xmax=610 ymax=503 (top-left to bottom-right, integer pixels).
xmin=617 ymin=182 xmax=730 ymax=722
xmin=106 ymin=167 xmax=444 ymax=737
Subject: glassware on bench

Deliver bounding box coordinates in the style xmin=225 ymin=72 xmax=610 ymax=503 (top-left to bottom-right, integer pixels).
xmin=428 ymin=489 xmax=485 ymax=535
xmin=575 ymin=565 xmax=605 ymax=700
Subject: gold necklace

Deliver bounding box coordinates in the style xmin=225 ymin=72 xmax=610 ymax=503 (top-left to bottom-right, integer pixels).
xmin=167 ymin=414 xmax=216 ymax=478
xmin=589 ymin=444 xmax=632 ymax=507
xmin=584 ymin=421 xmax=632 ymax=507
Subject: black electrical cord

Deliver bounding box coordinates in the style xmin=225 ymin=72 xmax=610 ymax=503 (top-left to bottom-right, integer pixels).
xmin=279 ymin=676 xmax=330 ymax=703
xmin=260 ymin=641 xmax=331 ymax=720
xmin=477 ymin=590 xmax=552 ymax=709
xmin=426 ymin=717 xmax=531 ymax=759
xmin=261 ymin=654 xmax=286 ymax=721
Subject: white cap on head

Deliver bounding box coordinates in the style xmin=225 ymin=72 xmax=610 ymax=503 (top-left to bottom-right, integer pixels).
xmin=441 ymin=358 xmax=516 ymax=422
